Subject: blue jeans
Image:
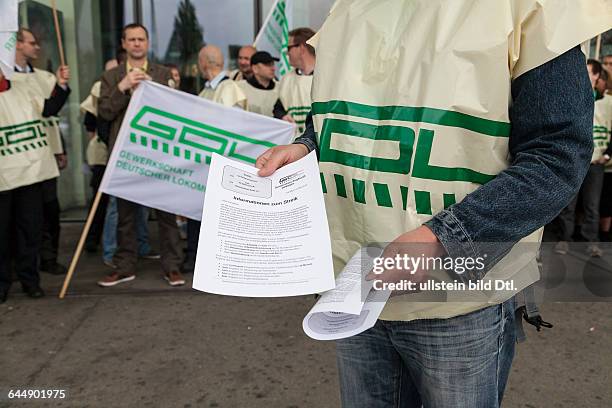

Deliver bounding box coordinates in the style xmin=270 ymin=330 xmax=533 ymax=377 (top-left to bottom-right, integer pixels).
xmin=336 ymin=298 xmax=516 ymax=408
xmin=102 ymin=196 xmax=151 ymax=262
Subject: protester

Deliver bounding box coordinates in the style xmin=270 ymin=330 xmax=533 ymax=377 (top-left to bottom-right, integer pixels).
xmin=556 ymin=59 xmax=610 ymax=257
xmin=273 ymin=27 xmax=315 ymax=135
xmin=81 ymin=59 xmax=116 ymax=254
xmin=98 ymin=23 xmax=184 ymax=287
xmin=198 ymin=45 xmax=246 ymax=108
xmin=238 ymin=51 xmax=279 ymax=117
xmin=256 ymin=1 xmax=608 ymax=406
xmin=182 ymin=45 xmax=246 ymax=274
xmin=14 ymin=27 xmax=71 ymax=276
xmin=0 ymin=48 xmax=70 ymax=301
xmin=596 ymin=68 xmax=612 ymax=241
xmin=230 ymin=45 xmax=256 ymax=81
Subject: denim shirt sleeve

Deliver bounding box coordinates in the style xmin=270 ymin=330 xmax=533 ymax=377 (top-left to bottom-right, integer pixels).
xmin=425 ymin=46 xmax=594 ymax=276
xmin=293 ymin=111 xmax=319 ymax=156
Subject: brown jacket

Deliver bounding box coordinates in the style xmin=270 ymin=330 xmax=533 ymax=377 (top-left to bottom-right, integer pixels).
xmin=98 ymin=62 xmax=172 ymax=150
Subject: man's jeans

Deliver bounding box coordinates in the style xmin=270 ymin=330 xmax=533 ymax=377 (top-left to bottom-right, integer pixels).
xmin=336 ymin=298 xmax=516 ymax=408
xmin=557 ymin=163 xmax=605 ymax=242
xmin=102 ymin=196 xmax=151 ymax=262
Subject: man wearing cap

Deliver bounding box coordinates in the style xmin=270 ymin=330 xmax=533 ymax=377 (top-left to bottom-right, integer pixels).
xmin=238 ymin=51 xmax=279 ymax=117
xmin=230 ymin=45 xmax=257 ymax=81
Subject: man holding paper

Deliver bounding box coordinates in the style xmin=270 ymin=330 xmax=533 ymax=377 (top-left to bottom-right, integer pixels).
xmin=257 ymin=1 xmax=610 ymax=406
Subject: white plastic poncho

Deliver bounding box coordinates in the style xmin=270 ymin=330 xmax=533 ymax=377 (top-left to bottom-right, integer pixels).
xmin=80 ymin=81 xmax=109 ymax=166
xmin=0 ymin=79 xmax=59 ymax=191
xmin=312 ymin=0 xmax=612 ymax=321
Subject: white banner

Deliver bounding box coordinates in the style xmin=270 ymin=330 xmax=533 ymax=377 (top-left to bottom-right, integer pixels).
xmin=254 ymin=0 xmax=293 ymax=77
xmin=0 ymin=0 xmax=19 ymax=78
xmin=100 ymin=81 xmax=296 ymax=220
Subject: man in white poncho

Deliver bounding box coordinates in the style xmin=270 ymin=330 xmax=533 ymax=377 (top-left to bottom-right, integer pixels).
xmin=0 ymin=56 xmax=69 ymax=302
xmin=258 ymin=0 xmax=612 ymax=406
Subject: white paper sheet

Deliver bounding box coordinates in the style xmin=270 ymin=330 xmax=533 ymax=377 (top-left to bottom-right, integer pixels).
xmin=303 ymin=247 xmax=391 ymax=341
xmin=193 ymin=151 xmax=335 ymax=297
xmin=303 ymin=288 xmax=390 ymax=341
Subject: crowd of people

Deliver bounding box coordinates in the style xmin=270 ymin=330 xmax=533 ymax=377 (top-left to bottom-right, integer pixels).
xmin=0 ymin=23 xmax=319 ymax=301
xmin=553 ymin=56 xmax=612 ymax=257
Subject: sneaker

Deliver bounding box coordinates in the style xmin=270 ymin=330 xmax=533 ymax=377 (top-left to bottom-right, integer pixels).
xmin=554 ymin=241 xmax=569 ymax=255
xmin=97 ymin=272 xmax=136 ymax=287
xmin=103 ymin=259 xmax=117 ymax=269
xmin=139 ymin=252 xmax=161 ymax=260
xmin=587 ymin=245 xmax=603 ymax=258
xmin=164 ymin=271 xmax=185 ymax=286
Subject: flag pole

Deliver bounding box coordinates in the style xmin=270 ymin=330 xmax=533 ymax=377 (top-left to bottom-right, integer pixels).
xmin=50 ymin=0 xmax=66 ymax=67
xmin=59 ymin=190 xmax=103 ymax=299
xmin=253 ymin=0 xmax=279 ymax=46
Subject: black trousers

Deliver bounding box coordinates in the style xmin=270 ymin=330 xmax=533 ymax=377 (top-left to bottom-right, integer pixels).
xmin=185 ymin=218 xmax=201 ymax=267
xmin=40 ymin=178 xmax=60 ymax=264
xmin=0 ymin=183 xmax=44 ymax=291
xmin=85 ymin=165 xmax=109 ymax=248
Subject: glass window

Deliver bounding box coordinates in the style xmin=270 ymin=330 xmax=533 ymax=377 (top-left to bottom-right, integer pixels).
xmin=261 ymin=0 xmax=334 ymax=31
xmin=142 ymin=0 xmax=255 ymax=93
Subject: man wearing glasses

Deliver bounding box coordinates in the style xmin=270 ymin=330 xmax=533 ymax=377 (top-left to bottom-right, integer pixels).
xmin=13 ymin=27 xmax=71 ymax=279
xmin=273 ymin=27 xmax=316 ymax=136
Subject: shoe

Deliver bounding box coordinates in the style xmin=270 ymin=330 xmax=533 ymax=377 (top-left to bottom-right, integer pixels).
xmin=164 ymin=271 xmax=185 ymax=286
xmin=22 ymin=285 xmax=45 ymax=298
xmin=97 ymin=272 xmax=136 ymax=287
xmin=40 ymin=261 xmax=68 ymax=275
xmin=587 ymin=245 xmax=603 ymax=258
xmin=554 ymin=241 xmax=569 ymax=255
xmin=139 ymin=252 xmax=161 ymax=260
xmin=103 ymin=259 xmax=117 ymax=269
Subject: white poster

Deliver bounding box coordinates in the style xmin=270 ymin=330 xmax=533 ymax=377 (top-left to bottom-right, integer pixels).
xmin=100 ymin=81 xmax=295 ymax=220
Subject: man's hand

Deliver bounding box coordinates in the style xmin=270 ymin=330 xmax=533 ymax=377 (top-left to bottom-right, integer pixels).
xmin=596 ymin=154 xmax=611 ymax=165
xmin=256 ymin=144 xmax=309 ymax=177
xmin=55 ymin=154 xmax=68 ymax=170
xmin=56 ymin=65 xmax=70 ymax=86
xmin=365 ymin=226 xmax=444 ymax=294
xmin=281 ymin=114 xmax=296 ymax=124
xmin=118 ymin=70 xmax=147 ymax=93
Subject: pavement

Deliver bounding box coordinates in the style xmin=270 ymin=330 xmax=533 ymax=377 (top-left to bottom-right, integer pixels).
xmin=0 ymin=221 xmax=611 ymax=408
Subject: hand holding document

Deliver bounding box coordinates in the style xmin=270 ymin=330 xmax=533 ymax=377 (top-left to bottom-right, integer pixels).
xmin=193 ymin=152 xmax=335 ymax=297
xmin=303 ymin=248 xmax=391 ymax=341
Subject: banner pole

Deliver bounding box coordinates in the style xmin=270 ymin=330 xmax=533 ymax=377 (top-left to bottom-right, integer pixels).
xmin=51 ymin=0 xmax=66 ymax=67
xmin=59 ymin=190 xmax=103 ymax=299
xmin=253 ymin=0 xmax=279 ymax=46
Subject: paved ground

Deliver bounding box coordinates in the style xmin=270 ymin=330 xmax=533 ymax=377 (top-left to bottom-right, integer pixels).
xmin=0 ymin=222 xmax=611 ymax=407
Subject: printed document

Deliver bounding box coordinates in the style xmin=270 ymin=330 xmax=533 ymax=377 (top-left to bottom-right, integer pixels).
xmin=303 ymin=248 xmax=391 ymax=340
xmin=193 ymin=152 xmax=335 ymax=297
